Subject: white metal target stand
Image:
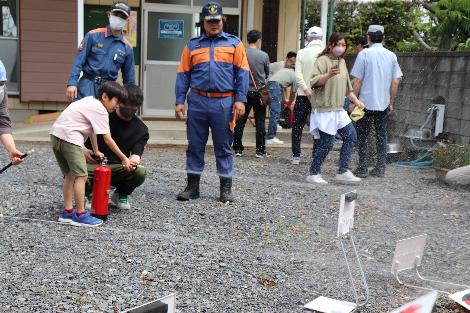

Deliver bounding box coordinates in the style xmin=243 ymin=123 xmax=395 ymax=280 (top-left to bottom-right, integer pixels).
xmin=391 ymin=234 xmax=470 ymax=294
xmin=305 ymin=191 xmax=369 ymax=313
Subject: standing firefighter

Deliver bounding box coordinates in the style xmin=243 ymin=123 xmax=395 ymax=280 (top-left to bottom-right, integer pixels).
xmin=175 ymin=2 xmax=249 ymax=202
xmin=66 ymin=1 xmax=135 ymax=101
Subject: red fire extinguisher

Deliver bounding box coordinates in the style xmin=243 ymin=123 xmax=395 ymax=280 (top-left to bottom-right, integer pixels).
xmin=91 ymin=158 xmax=112 ymax=221
xmin=283 ymin=100 xmax=295 ymax=128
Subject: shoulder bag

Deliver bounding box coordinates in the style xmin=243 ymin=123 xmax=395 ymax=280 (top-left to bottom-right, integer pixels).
xmin=249 ymin=71 xmax=272 ymax=106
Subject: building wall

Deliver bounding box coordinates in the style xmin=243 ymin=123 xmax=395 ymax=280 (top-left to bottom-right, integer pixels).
xmin=20 ymin=0 xmax=77 ymax=102
xmin=276 ymin=0 xmax=301 ymax=62
xmin=10 ymin=0 xmax=140 ymax=120
xmin=241 ymin=0 xmax=301 ymax=62
xmin=393 ymin=52 xmax=470 ymax=144
xmin=241 ymin=0 xmax=263 ymax=45
xmin=84 ymin=0 xmax=139 ymax=6
xmin=11 ymin=0 xmax=300 ymax=121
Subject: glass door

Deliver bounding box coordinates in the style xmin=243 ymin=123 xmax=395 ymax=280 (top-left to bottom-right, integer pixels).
xmin=142 ymin=11 xmax=195 ymax=116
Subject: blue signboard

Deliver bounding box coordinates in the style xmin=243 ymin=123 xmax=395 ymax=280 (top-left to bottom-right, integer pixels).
xmin=159 ymin=19 xmax=184 ymax=39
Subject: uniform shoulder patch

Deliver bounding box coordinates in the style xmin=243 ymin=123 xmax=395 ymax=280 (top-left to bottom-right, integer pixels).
xmin=226 ymin=33 xmax=241 ymax=41
xmin=123 ymin=37 xmax=132 ymax=47
xmin=89 ymin=27 xmax=107 ymax=34
xmin=226 ymin=34 xmax=242 ymax=46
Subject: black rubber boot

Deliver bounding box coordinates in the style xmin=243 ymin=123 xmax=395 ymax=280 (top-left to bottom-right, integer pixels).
xmin=219 ymin=176 xmax=234 ymax=203
xmin=177 ymin=173 xmax=200 ymax=201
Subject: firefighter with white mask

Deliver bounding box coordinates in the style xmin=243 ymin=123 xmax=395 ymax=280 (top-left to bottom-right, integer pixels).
xmin=66 ymin=0 xmax=135 ymax=101
xmin=0 ymin=60 xmax=24 ymax=166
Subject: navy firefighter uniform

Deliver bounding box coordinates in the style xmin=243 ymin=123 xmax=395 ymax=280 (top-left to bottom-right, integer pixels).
xmin=67 ymin=26 xmax=135 ymax=100
xmin=175 ymin=31 xmax=249 ymax=177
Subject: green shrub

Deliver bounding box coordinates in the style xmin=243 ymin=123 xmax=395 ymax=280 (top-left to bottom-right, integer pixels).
xmin=396 ymin=41 xmax=423 ymax=52
xmin=432 ymin=144 xmax=470 ymax=169
xmin=456 ymin=38 xmax=470 ymax=51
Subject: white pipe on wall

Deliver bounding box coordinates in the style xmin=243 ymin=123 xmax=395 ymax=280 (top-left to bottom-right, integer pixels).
xmin=247 ymin=0 xmax=254 ymax=32
xmin=320 ymin=0 xmax=328 ymax=46
xmin=77 ymin=0 xmax=84 ymax=45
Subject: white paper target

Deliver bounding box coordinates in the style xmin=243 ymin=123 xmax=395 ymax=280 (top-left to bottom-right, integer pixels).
xmin=337 ymin=191 xmax=357 ymax=237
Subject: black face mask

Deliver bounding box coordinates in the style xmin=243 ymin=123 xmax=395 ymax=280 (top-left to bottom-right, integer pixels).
xmin=119 ymin=107 xmax=137 ymax=119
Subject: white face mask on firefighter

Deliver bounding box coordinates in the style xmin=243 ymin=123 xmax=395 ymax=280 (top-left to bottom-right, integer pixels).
xmin=109 ymin=15 xmax=127 ymax=31
xmin=0 ymin=85 xmax=5 ymax=103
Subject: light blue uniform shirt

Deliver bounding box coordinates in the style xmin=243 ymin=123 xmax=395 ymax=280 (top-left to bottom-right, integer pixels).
xmin=351 ymin=43 xmax=402 ymax=111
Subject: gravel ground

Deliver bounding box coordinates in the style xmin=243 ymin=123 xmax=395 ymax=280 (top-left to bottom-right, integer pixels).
xmin=0 ymin=143 xmax=469 ymax=313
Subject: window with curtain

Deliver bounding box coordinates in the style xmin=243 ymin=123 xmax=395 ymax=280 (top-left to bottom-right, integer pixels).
xmin=0 ymin=0 xmax=18 ymax=92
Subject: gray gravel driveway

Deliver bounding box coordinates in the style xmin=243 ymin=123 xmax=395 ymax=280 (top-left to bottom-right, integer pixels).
xmin=0 ymin=144 xmax=469 ymax=312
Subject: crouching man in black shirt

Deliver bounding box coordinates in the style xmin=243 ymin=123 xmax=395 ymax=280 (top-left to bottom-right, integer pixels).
xmin=84 ymin=84 xmax=149 ymax=210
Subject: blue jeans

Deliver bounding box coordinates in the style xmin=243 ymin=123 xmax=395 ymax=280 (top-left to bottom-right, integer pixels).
xmin=309 ymin=122 xmax=357 ymax=175
xmin=267 ymin=81 xmax=282 ymax=139
xmin=335 ymin=99 xmax=352 ymax=141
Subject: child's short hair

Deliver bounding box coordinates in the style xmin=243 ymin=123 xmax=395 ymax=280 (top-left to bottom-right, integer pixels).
xmin=96 ymin=81 xmax=127 ymax=103
xmin=124 ymin=84 xmax=144 ymax=107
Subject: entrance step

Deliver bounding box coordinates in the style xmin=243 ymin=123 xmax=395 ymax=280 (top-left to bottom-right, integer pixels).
xmin=12 ymin=120 xmax=314 ymax=148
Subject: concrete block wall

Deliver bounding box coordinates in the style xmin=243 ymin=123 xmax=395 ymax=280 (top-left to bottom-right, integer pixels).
xmin=393 ymin=52 xmax=470 ymax=144
xmin=346 ymin=52 xmax=470 ymax=144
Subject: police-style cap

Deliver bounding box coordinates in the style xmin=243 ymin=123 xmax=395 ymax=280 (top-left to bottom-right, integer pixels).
xmin=368 ymin=25 xmax=384 ymax=34
xmin=110 ymin=1 xmax=131 ymax=18
xmin=201 ymin=2 xmax=224 ymax=21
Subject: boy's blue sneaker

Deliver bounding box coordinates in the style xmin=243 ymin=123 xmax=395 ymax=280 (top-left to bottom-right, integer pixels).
xmin=70 ymin=211 xmax=103 ymax=227
xmin=58 ymin=208 xmax=75 ymax=224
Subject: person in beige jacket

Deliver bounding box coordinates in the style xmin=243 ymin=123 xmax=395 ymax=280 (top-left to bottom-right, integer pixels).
xmin=291 ymin=26 xmax=324 ymax=165
xmin=307 ymin=33 xmax=364 ymax=184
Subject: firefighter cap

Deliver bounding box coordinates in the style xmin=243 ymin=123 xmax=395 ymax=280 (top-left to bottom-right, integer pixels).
xmin=201 ymin=2 xmax=224 ymax=21
xmin=110 ymin=1 xmax=131 ymax=18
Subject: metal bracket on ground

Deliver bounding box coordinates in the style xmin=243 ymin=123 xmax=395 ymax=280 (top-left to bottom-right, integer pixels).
xmin=305 ymin=191 xmax=369 ymax=313
xmin=391 ymin=234 xmax=470 ymax=294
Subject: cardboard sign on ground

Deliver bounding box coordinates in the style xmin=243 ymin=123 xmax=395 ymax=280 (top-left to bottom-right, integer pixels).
xmin=337 ymin=191 xmax=356 ymax=237
xmin=448 ymin=289 xmax=470 ymax=310
xmin=389 ymin=291 xmax=438 ymax=313
xmin=122 ymin=293 xmax=176 ymax=313
xmin=304 ymin=296 xmax=356 ymax=313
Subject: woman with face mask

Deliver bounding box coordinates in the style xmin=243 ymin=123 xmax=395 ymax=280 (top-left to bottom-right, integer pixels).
xmin=0 ymin=60 xmax=24 ymax=166
xmin=66 ymin=1 xmax=135 ymax=102
xmin=306 ymin=33 xmax=365 ymax=184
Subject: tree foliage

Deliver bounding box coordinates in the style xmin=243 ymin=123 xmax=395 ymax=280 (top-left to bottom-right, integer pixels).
xmin=304 ymin=0 xmax=470 ymax=51
xmin=419 ymin=0 xmax=470 ymax=50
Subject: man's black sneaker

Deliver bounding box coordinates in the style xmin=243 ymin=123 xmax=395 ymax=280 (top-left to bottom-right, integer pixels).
xmin=369 ymin=167 xmax=385 ymax=177
xmin=353 ymin=168 xmax=369 ymax=178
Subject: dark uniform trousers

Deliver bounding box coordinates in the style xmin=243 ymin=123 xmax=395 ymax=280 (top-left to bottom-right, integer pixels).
xmin=291 ymin=95 xmax=312 ymax=158
xmin=233 ymin=91 xmax=267 ymax=154
xmin=355 ymin=109 xmax=388 ymax=171
xmin=85 ymin=163 xmax=146 ymax=196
